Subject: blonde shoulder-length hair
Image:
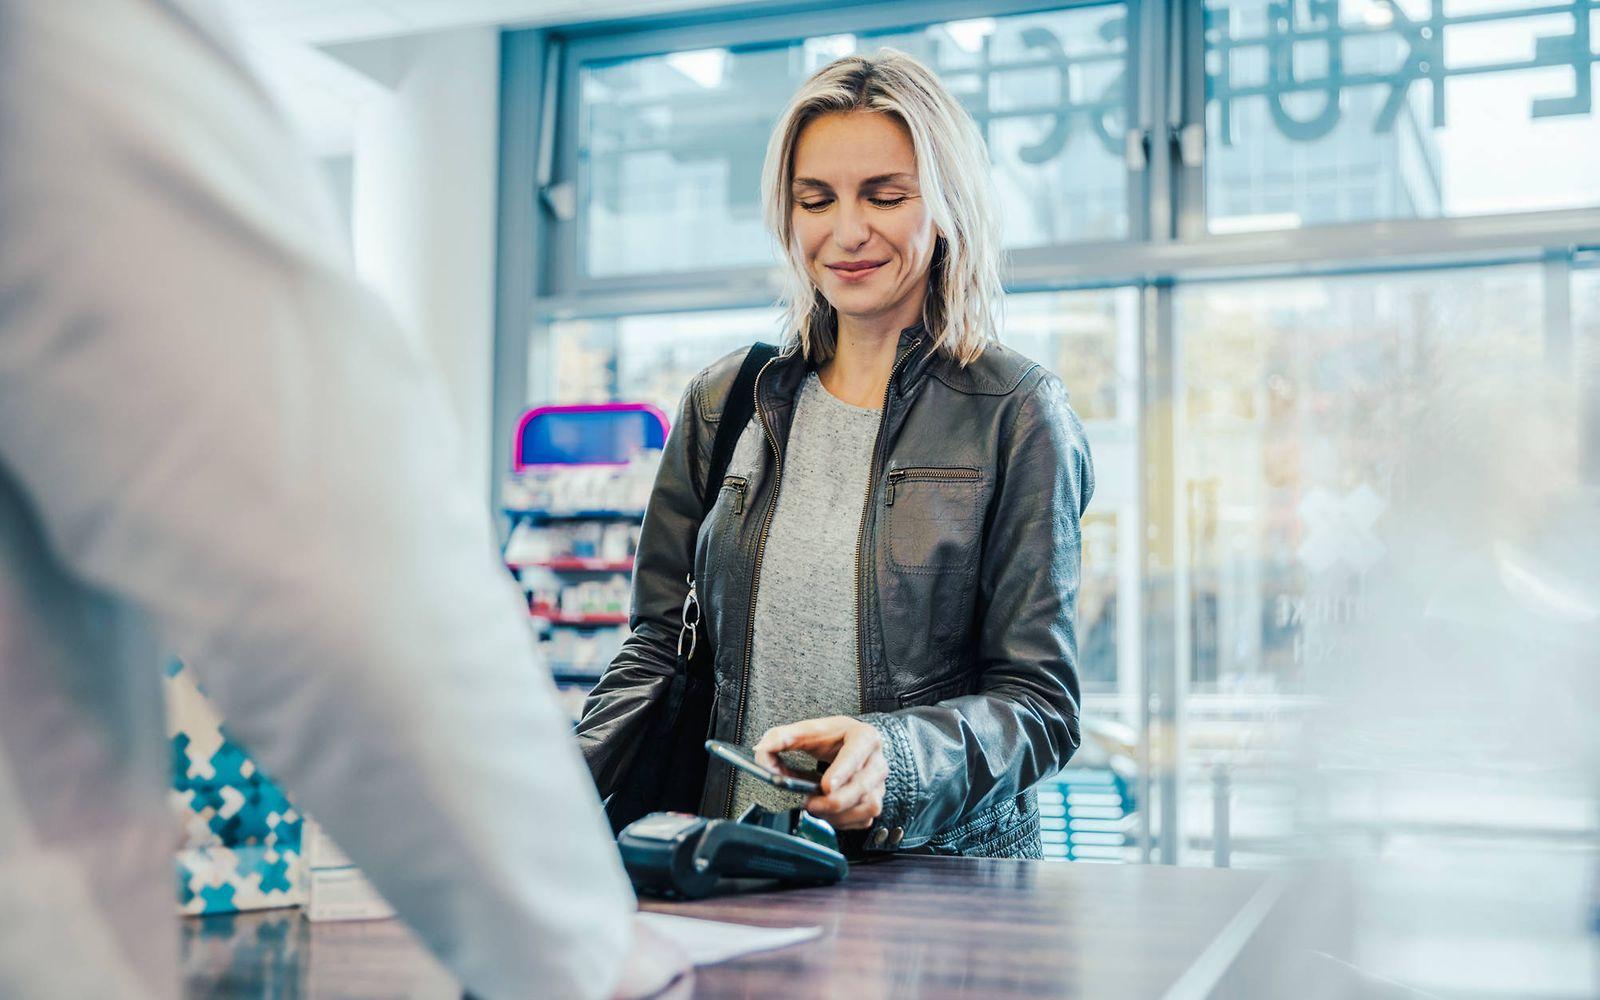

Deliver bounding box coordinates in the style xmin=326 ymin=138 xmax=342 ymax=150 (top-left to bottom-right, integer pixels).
xmin=761 ymin=48 xmax=1004 ymax=367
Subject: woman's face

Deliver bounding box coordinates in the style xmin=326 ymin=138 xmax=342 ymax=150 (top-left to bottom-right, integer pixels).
xmin=790 ymin=111 xmax=938 ymax=330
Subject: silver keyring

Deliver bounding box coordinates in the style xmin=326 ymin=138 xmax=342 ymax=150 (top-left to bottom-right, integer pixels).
xmin=678 ymin=579 xmax=700 ymax=660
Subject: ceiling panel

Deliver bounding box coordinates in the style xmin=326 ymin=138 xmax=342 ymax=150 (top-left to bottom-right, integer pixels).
xmin=229 ymin=0 xmax=751 ymax=45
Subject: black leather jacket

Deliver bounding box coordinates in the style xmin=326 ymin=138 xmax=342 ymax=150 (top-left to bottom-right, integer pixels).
xmin=577 ymin=325 xmax=1094 ymax=858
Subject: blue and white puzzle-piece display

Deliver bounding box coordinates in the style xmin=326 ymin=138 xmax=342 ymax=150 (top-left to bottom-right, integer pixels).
xmin=167 ymin=660 xmax=306 ymax=915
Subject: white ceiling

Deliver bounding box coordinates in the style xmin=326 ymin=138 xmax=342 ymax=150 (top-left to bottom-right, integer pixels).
xmin=229 ymin=0 xmax=751 ymax=46
xmin=228 ymin=0 xmax=756 ymax=155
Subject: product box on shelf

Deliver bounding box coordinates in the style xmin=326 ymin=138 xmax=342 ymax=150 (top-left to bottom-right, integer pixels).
xmin=302 ymin=817 xmax=396 ymax=923
xmin=502 ymin=450 xmax=659 ymax=517
xmin=506 ymin=404 xmax=668 ymax=707
xmin=541 ymin=626 xmax=629 ymax=677
xmin=524 ymin=577 xmax=631 ymax=618
xmin=305 ymin=867 xmax=396 ymax=923
xmin=553 ymin=684 xmax=591 ymax=721
xmin=167 ymin=660 xmax=306 ymax=915
xmin=504 ymin=520 xmax=640 ymax=567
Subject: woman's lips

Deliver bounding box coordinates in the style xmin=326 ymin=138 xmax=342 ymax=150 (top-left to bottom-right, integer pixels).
xmin=826 ymin=261 xmax=887 ymax=283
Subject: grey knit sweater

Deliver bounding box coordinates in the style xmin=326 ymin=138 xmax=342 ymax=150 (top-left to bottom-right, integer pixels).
xmin=730 ymin=372 xmax=880 ymax=816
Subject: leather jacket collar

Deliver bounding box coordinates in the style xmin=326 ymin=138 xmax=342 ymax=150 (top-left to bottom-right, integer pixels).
xmin=763 ymin=322 xmax=937 ymax=416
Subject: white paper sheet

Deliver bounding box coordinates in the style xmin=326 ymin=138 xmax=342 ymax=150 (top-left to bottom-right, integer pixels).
xmin=636 ymin=912 xmax=823 ymax=966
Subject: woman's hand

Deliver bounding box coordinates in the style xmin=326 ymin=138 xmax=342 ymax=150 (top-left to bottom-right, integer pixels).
xmin=755 ymin=716 xmax=888 ymax=831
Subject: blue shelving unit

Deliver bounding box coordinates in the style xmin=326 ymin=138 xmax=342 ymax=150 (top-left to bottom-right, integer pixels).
xmin=503 ymin=508 xmax=647 ymax=524
xmin=1037 ymin=768 xmax=1135 ymax=863
xmin=504 ymin=405 xmax=667 ymax=717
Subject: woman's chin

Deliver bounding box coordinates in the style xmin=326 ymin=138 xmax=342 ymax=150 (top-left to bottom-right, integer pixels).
xmin=824 ymin=289 xmax=902 ymax=322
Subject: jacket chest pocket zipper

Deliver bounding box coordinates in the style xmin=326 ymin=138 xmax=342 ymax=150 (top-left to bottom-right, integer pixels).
xmin=884 ymin=467 xmax=980 ymax=507
xmin=721 ymin=476 xmax=749 ymax=515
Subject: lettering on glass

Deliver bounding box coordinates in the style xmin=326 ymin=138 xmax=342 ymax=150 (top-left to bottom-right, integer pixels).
xmin=1207 ymin=0 xmax=1598 ymax=146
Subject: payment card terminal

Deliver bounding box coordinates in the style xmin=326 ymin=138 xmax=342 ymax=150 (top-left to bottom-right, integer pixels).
xmin=617 ymin=805 xmax=848 ymax=899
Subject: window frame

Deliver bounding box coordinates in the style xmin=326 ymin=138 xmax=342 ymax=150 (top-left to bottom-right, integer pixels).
xmin=495 ymin=0 xmax=1600 ymax=867
xmin=529 ymin=0 xmax=1600 ymax=321
xmin=545 ymin=0 xmax=1151 ymax=305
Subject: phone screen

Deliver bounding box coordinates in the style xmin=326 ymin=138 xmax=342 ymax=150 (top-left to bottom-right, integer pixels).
xmin=704 ymin=739 xmax=823 ymax=796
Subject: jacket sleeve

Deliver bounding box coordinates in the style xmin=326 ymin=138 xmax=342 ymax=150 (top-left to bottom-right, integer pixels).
xmin=862 ymin=372 xmax=1094 ymax=847
xmin=576 ymin=374 xmax=710 ymax=796
xmin=0 ymin=7 xmax=635 ymax=997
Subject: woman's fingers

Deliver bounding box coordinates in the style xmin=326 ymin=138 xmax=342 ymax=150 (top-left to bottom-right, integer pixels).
xmin=819 ymin=725 xmax=881 ymax=794
xmin=814 ymin=781 xmax=883 ymax=830
xmin=756 ymin=715 xmax=880 ymax=775
xmin=830 ymin=753 xmax=889 ymax=829
xmin=755 ymin=718 xmax=890 ymax=833
xmin=752 ymin=724 xmax=802 ymax=769
xmin=805 ymin=749 xmax=885 ymax=821
xmin=829 ymin=800 xmax=882 ymax=830
xmin=805 ymin=781 xmax=865 ymax=818
xmin=754 ymin=717 xmax=845 ymax=762
xmin=760 ymin=717 xmax=879 ymax=791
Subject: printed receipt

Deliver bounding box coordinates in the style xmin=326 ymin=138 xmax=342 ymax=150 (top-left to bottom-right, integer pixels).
xmin=637 ymin=912 xmax=822 ymax=966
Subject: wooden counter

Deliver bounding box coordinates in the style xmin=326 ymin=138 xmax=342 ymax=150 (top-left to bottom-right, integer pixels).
xmin=182 ymin=856 xmax=1281 ymax=999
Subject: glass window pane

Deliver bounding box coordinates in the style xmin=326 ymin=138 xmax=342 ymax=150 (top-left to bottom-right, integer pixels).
xmin=1578 ymin=266 xmax=1600 ymax=344
xmin=1173 ymin=264 xmax=1597 ymax=993
xmin=1204 ymin=0 xmax=1600 ymax=232
xmin=1005 ymin=289 xmax=1141 ymax=698
xmin=1579 ymin=265 xmax=1600 ymax=484
xmin=545 ymin=308 xmax=781 ymax=418
xmin=1176 ymin=266 xmax=1547 ymax=695
xmin=1170 ymin=263 xmax=1596 ymax=880
xmin=579 ymin=4 xmax=1133 ymax=278
xmin=543 ymin=291 xmax=1140 ymax=699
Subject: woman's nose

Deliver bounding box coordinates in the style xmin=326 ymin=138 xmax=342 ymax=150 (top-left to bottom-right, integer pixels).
xmin=832 ymin=205 xmax=870 ymax=252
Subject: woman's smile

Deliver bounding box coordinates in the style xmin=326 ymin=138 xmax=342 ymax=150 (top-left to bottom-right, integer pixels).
xmin=826 ymin=259 xmax=890 ymax=283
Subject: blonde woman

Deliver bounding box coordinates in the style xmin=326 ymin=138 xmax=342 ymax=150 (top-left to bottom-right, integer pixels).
xmin=578 ymin=49 xmax=1094 ymax=859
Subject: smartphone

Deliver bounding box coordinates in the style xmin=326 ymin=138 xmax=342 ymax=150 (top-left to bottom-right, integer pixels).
xmin=704 ymin=739 xmax=823 ymax=796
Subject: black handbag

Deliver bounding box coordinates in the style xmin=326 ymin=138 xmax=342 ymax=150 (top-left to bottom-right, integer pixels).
xmin=603 ymin=342 xmax=778 ymax=834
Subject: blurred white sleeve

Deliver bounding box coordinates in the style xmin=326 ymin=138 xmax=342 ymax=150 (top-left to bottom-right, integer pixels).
xmin=0 ymin=3 xmax=633 ymax=998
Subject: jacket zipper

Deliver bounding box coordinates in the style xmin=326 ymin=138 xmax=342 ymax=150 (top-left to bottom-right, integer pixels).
xmin=722 ymin=476 xmax=748 ymax=515
xmin=723 ymin=339 xmax=921 ymax=819
xmin=883 ymin=466 xmax=981 ymax=506
xmin=724 ymin=353 xmax=783 ymax=818
xmin=853 ymin=339 xmax=923 ymax=721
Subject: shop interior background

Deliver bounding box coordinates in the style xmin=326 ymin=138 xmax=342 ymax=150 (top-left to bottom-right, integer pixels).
xmin=230 ymin=1 xmax=1600 ymax=996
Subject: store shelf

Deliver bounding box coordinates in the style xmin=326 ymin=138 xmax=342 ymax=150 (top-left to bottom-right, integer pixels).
xmin=1038 ymin=768 xmax=1136 ymax=863
xmin=505 ymin=461 xmax=647 ymax=689
xmin=552 ymin=670 xmax=605 ymax=686
xmin=503 ymin=508 xmax=646 ymax=524
xmin=509 ymin=557 xmax=635 ymax=572
xmin=530 ymin=610 xmax=630 ymax=627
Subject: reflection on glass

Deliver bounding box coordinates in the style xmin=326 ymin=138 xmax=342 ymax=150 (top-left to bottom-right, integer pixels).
xmin=1004 ymin=289 xmax=1141 ymax=699
xmin=547 ymin=308 xmax=782 ymax=419
xmin=1578 ymin=266 xmax=1600 ymax=348
xmin=1174 ymin=265 xmax=1599 ymax=995
xmin=579 ymin=4 xmax=1132 ymax=277
xmin=1578 ymin=264 xmax=1600 ymax=492
xmin=1204 ymin=0 xmax=1600 ymax=231
xmin=1177 ymin=267 xmax=1547 ymax=695
xmin=544 ymin=292 xmax=1139 ymax=698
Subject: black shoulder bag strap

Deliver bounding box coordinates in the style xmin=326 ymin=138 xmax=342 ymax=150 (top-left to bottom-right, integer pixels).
xmin=606 ymin=342 xmax=778 ymax=832
xmin=700 ymin=342 xmax=778 ymax=516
